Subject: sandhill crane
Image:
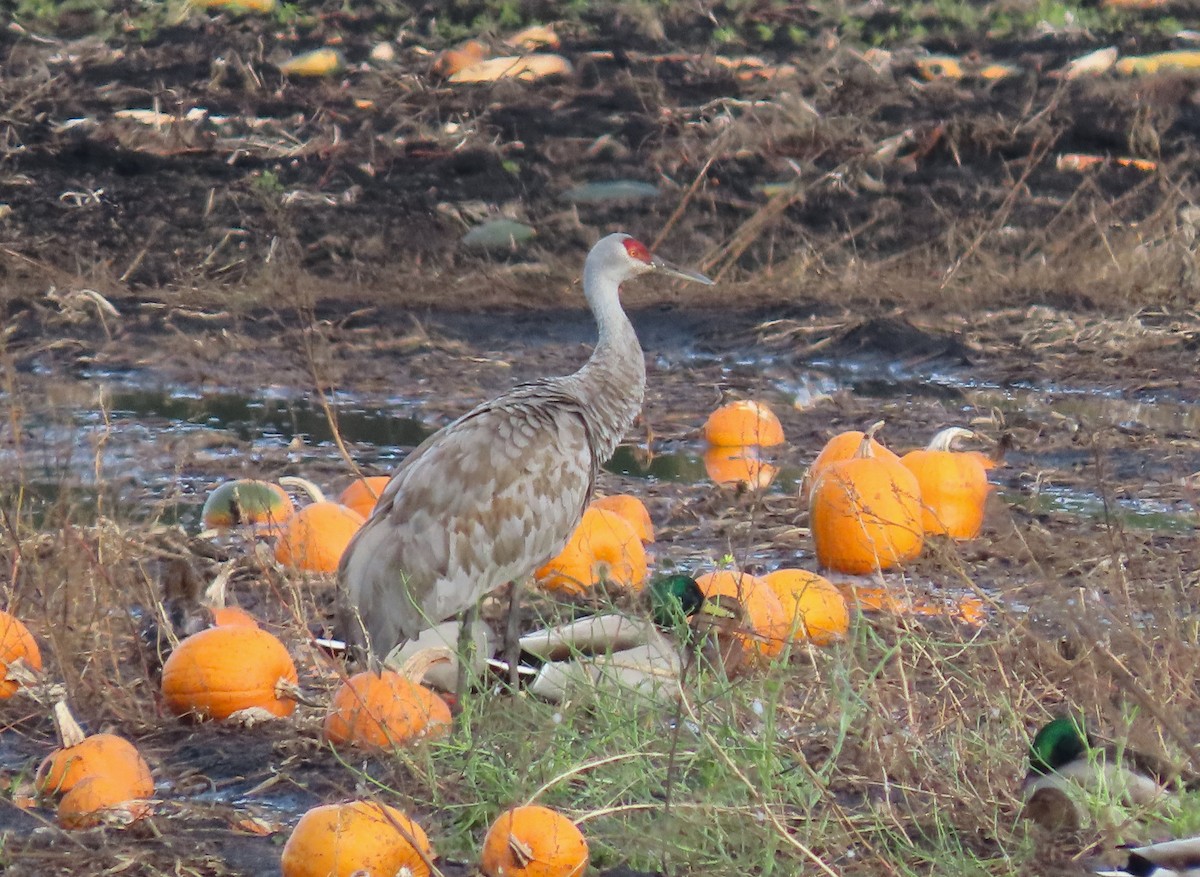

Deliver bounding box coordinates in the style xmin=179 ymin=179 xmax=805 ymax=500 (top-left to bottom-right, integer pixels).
xmin=338 ymin=233 xmax=712 ymax=663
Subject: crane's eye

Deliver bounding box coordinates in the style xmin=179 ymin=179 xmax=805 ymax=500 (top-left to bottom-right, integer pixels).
xmin=622 ymin=239 xmax=652 ymax=263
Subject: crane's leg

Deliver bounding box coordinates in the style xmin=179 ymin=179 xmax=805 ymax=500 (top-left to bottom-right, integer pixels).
xmin=454 ymin=603 xmax=479 ymax=708
xmin=504 ymin=579 xmax=522 ymax=687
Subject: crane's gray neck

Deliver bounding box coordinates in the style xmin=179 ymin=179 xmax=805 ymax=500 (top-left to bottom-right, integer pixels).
xmin=568 ymin=256 xmax=646 ymax=463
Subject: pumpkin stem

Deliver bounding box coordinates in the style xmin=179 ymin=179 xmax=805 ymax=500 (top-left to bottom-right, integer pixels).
xmin=398 ymin=647 xmax=455 ymax=684
xmin=278 ymin=476 xmax=326 ymax=504
xmin=927 ymin=426 xmax=974 ymax=452
xmin=202 ymin=561 xmax=236 ymax=609
xmin=51 ymin=700 xmax=87 ymax=748
xmin=854 ymin=421 xmax=886 ymax=458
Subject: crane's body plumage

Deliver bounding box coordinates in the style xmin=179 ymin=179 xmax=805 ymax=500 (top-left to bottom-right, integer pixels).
xmin=337 ymin=234 xmax=710 ymax=661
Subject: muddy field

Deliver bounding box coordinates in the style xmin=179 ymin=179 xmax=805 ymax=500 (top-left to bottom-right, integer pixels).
xmin=2 ymin=1 xmax=1200 ymax=876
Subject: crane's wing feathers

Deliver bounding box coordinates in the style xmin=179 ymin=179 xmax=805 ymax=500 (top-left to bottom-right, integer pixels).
xmin=339 ymin=389 xmax=596 ymax=656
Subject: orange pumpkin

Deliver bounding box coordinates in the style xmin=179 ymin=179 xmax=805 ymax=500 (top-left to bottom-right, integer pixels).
xmin=702 ymin=446 xmax=778 ymax=489
xmin=762 ymin=569 xmax=849 ymax=646
xmin=338 ymin=475 xmax=391 ymax=520
xmin=323 ymin=670 xmax=452 ymax=749
xmin=201 ymin=479 xmax=294 ymax=530
xmin=274 ymin=502 xmax=365 ymax=573
xmin=809 ymin=425 xmax=923 ymax=575
xmin=37 ymin=735 xmax=153 ymax=799
xmin=841 ymin=585 xmax=987 ymax=627
xmin=58 ymin=773 xmax=151 ymax=830
xmin=694 ymin=570 xmax=789 ymax=659
xmin=589 ymin=494 xmax=654 ymax=543
xmin=210 ymin=605 xmax=260 ymax=628
xmin=703 ymin=400 xmax=785 ymax=447
xmin=535 ymin=507 xmax=647 ymax=595
xmin=900 ymin=427 xmax=991 ymax=539
xmin=161 ymin=625 xmax=299 ymax=721
xmin=480 ymin=804 xmax=588 ymax=877
xmin=281 ymin=800 xmax=433 ymax=877
xmin=802 ymin=427 xmax=902 ymax=500
xmin=0 ymin=610 xmax=41 ymax=699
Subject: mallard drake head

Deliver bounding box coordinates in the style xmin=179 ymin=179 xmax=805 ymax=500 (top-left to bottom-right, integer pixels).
xmin=647 ymin=574 xmax=706 ymax=627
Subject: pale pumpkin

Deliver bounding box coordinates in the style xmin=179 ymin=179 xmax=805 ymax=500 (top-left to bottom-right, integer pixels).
xmin=809 ymin=425 xmax=923 ymax=574
xmin=161 ymin=626 xmax=299 ymax=721
xmin=274 ymin=502 xmax=365 ymax=573
xmin=480 ymin=804 xmax=588 ymax=877
xmin=536 ymin=507 xmax=647 ymax=595
xmin=323 ymin=670 xmax=452 ymax=749
xmin=762 ymin=569 xmax=849 ymax=646
xmin=703 ymin=400 xmax=785 ymax=447
xmin=281 ymin=800 xmax=433 ymax=877
xmin=200 ymin=479 xmax=294 ymax=530
xmin=0 ymin=609 xmax=41 ymax=699
xmin=694 ymin=570 xmax=789 ymax=659
xmin=900 ymin=427 xmax=991 ymax=539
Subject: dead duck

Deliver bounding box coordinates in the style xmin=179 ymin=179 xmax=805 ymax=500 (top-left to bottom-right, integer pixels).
xmin=1021 ymin=716 xmax=1175 ymax=830
xmin=1097 ymin=837 xmax=1200 ymax=877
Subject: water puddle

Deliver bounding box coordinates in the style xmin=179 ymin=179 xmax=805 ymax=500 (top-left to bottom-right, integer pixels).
xmin=5 ymin=352 xmax=1197 ymax=533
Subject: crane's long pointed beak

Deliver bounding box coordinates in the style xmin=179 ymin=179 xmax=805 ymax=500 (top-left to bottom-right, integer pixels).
xmin=652 ymin=254 xmax=714 ymax=285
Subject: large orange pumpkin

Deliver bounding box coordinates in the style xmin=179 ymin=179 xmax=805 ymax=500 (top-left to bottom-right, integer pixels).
xmin=762 ymin=569 xmax=849 ymax=646
xmin=281 ymin=800 xmax=434 ymax=877
xmin=900 ymin=427 xmax=991 ymax=539
xmin=323 ymin=670 xmax=452 ymax=749
xmin=703 ymin=400 xmax=785 ymax=447
xmin=535 ymin=507 xmax=647 ymax=595
xmin=589 ymin=494 xmax=655 ymax=543
xmin=338 ymin=475 xmax=391 ymax=520
xmin=200 ymin=479 xmax=294 ymax=530
xmin=694 ymin=570 xmax=789 ymax=659
xmin=161 ymin=626 xmax=299 ymax=721
xmin=480 ymin=804 xmax=588 ymax=877
xmin=274 ymin=502 xmax=365 ymax=573
xmin=703 ymin=446 xmax=778 ymax=489
xmin=809 ymin=426 xmax=923 ymax=574
xmin=802 ymin=426 xmax=902 ymax=500
xmin=0 ymin=610 xmax=41 ymax=699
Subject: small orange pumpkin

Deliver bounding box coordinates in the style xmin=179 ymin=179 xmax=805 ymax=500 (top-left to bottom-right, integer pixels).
xmin=809 ymin=423 xmax=924 ymax=575
xmin=210 ymin=605 xmax=260 ymax=628
xmin=58 ymin=773 xmax=151 ymax=830
xmin=161 ymin=625 xmax=299 ymax=721
xmin=900 ymin=427 xmax=991 ymax=539
xmin=589 ymin=494 xmax=655 ymax=543
xmin=323 ymin=670 xmax=452 ymax=749
xmin=702 ymin=446 xmax=778 ymax=489
xmin=762 ymin=569 xmax=849 ymax=646
xmin=535 ymin=507 xmax=647 ymax=595
xmin=432 ymin=38 xmax=488 ymax=77
xmin=201 ymin=479 xmax=294 ymax=530
xmin=802 ymin=427 xmax=903 ymax=500
xmin=281 ymin=800 xmax=433 ymax=877
xmin=0 ymin=609 xmax=41 ymax=699
xmin=480 ymin=804 xmax=588 ymax=877
xmin=338 ymin=475 xmax=391 ymax=520
xmin=37 ymin=733 xmax=153 ymax=800
xmin=274 ymin=502 xmax=365 ymax=573
xmin=694 ymin=570 xmax=789 ymax=659
xmin=703 ymin=400 xmax=785 ymax=447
